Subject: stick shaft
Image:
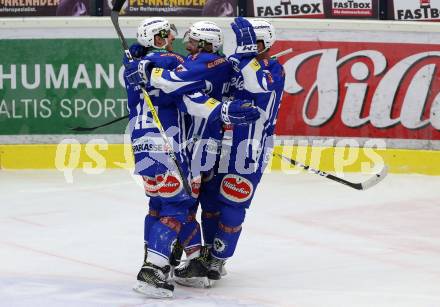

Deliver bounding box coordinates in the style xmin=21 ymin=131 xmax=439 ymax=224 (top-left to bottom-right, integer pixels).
xmin=110 ymin=3 xmax=192 ymax=195
xmin=275 ymin=153 xmax=364 ymax=190
xmin=271 ymin=48 xmax=293 ymax=59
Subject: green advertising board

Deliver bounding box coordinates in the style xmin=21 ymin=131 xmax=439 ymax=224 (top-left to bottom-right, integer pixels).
xmin=0 ymin=38 xmax=187 ymax=135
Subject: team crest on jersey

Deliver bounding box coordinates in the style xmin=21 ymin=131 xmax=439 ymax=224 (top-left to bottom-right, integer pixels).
xmin=157 ymin=173 xmax=182 ymax=197
xmin=220 ymin=175 xmax=253 ymax=202
xmin=213 ymin=237 xmax=227 ymax=253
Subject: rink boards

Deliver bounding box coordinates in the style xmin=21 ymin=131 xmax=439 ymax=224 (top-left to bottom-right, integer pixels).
xmin=1 ymin=142 xmax=440 ymax=175
xmin=1 ymin=17 xmax=440 ymax=174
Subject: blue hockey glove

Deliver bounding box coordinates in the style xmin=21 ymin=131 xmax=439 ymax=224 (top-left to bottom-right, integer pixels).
xmin=124 ymin=59 xmax=152 ymax=86
xmin=137 ymin=59 xmax=152 ymax=83
xmin=124 ymin=60 xmax=142 ymax=85
xmin=129 ymin=43 xmax=148 ymax=59
xmin=231 ymin=17 xmax=258 ymax=57
xmin=221 ymin=99 xmax=260 ymax=125
xmin=228 ymin=53 xmax=256 ymax=72
xmin=122 ymin=43 xmax=148 ymax=66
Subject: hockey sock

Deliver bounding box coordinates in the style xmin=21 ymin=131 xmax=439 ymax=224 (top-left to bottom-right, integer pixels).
xmin=144 ymin=208 xmax=160 ymax=245
xmin=147 ymin=216 xmax=184 ymax=267
xmin=144 ymin=197 xmax=161 ymax=245
xmin=211 ymin=205 xmax=246 ymax=259
xmin=201 ymin=210 xmax=220 ymax=248
xmin=178 ymin=211 xmax=202 ymax=259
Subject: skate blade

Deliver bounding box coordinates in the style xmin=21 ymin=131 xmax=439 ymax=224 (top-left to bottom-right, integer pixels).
xmin=174 ymin=276 xmax=209 ymax=288
xmin=207 ymin=279 xmax=216 ymax=288
xmin=133 ymin=281 xmax=173 ymax=298
xmin=221 ymin=267 xmax=227 ymax=277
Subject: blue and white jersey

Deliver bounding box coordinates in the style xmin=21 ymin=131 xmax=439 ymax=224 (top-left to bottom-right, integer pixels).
xmin=149 ymin=52 xmax=233 ymax=174
xmin=124 ymin=49 xmax=188 ymax=179
xmin=221 ymin=57 xmax=286 ymax=176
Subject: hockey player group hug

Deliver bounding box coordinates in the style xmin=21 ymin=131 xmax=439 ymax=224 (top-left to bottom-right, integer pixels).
xmin=122 ymin=16 xmax=285 ymax=298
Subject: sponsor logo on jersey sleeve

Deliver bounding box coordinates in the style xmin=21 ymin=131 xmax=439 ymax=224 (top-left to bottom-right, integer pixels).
xmin=152 ymin=68 xmax=163 ymax=78
xmin=207 ymin=57 xmax=227 ymax=68
xmin=161 ymin=53 xmax=185 ymax=63
xmin=250 ymin=59 xmax=261 ymax=71
xmin=203 ymin=98 xmax=220 ymax=109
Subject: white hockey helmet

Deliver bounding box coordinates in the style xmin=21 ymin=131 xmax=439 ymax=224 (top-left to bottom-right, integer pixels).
xmin=249 ymin=19 xmax=276 ymax=53
xmin=137 ymin=17 xmax=175 ymax=49
xmin=185 ymin=21 xmax=223 ymax=52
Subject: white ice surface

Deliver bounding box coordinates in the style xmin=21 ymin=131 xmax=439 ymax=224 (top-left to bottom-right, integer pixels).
xmin=1 ymin=169 xmax=440 ymax=307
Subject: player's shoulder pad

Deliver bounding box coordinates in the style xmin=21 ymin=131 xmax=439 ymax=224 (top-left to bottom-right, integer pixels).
xmin=195 ymin=52 xmax=226 ymax=67
xmin=143 ymin=51 xmax=183 ymax=70
xmin=142 ymin=51 xmax=162 ymax=62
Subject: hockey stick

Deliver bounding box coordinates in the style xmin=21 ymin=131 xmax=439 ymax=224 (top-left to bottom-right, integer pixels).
xmin=71 ymin=115 xmax=129 ymax=132
xmin=274 ymin=153 xmax=388 ymax=190
xmin=110 ymin=0 xmax=192 ymax=196
xmin=271 ymin=48 xmax=293 ymax=59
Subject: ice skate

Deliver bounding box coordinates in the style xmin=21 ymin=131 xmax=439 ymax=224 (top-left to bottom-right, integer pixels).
xmin=174 ymin=247 xmax=210 ymax=288
xmin=169 ymin=241 xmax=184 ymax=278
xmin=207 ymin=256 xmax=226 ymax=287
xmin=170 ymin=241 xmax=184 ymax=267
xmin=133 ymin=262 xmax=174 ymax=298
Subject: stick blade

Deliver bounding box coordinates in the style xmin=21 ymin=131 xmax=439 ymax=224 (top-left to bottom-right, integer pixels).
xmin=360 ymin=165 xmax=388 ymax=190
xmin=70 ymin=126 xmax=93 ymax=132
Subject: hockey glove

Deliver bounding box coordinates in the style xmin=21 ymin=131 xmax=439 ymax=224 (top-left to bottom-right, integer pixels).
xmin=221 ymin=99 xmax=260 ymax=125
xmin=122 ymin=43 xmax=148 ymax=66
xmin=231 ymin=17 xmax=258 ymax=57
xmin=124 ymin=60 xmax=142 ymax=85
xmin=228 ymin=53 xmax=256 ymax=72
xmin=129 ymin=43 xmax=148 ymax=59
xmin=124 ymin=59 xmax=152 ymax=86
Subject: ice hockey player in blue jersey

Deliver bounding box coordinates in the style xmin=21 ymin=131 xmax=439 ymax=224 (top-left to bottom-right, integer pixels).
xmin=174 ymin=17 xmax=286 ymax=287
xmin=124 ymin=18 xmax=260 ymax=298
xmin=123 ymin=17 xmax=191 ymax=299
xmin=134 ymin=20 xmax=245 ymax=288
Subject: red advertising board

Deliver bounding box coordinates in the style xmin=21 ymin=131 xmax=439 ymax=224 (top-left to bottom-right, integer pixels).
xmin=390 ymin=0 xmax=440 ymax=21
xmin=330 ymin=0 xmax=374 ymax=17
xmin=249 ymin=0 xmax=379 ymax=19
xmin=272 ymin=40 xmax=440 ymax=140
xmin=251 ymin=0 xmax=325 ymax=18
